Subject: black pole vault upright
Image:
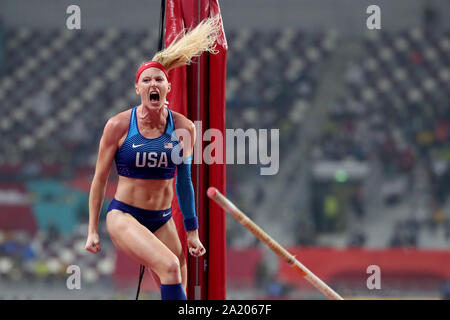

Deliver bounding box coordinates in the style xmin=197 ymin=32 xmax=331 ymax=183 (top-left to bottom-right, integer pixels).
xmin=158 ymin=0 xmax=166 ymax=51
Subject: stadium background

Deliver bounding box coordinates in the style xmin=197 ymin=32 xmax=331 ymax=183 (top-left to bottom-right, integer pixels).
xmin=0 ymin=0 xmax=449 ymax=299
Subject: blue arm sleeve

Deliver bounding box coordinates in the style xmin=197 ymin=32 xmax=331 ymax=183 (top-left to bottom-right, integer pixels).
xmin=175 ymin=155 xmax=198 ymax=231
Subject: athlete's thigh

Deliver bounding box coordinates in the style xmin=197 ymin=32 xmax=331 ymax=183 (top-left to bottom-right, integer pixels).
xmin=106 ymin=210 xmax=176 ymax=270
xmin=154 ymin=218 xmax=184 ymax=260
xmin=153 ymin=218 xmax=187 ymax=291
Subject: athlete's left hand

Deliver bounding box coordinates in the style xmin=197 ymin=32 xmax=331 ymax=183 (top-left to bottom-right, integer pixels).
xmin=187 ymin=230 xmax=206 ymax=257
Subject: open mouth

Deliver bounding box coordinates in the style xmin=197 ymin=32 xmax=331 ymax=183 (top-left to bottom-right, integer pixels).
xmin=150 ymin=91 xmax=160 ymax=102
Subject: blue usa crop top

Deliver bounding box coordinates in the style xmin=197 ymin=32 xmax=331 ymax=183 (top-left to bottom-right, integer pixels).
xmin=115 ymin=106 xmax=181 ymax=179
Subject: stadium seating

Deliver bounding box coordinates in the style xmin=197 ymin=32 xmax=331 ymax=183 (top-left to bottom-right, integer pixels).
xmin=0 ymin=25 xmax=449 ymax=287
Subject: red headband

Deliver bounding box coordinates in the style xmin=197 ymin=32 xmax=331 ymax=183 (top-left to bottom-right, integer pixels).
xmin=135 ymin=61 xmax=169 ymax=83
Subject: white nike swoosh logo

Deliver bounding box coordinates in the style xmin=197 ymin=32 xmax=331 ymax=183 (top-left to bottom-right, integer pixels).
xmin=132 ymin=143 xmax=147 ymax=148
xmin=162 ymin=212 xmax=171 ymax=217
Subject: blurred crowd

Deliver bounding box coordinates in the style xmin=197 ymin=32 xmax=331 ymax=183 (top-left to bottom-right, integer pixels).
xmin=0 ymin=24 xmax=449 ymax=257
xmin=0 ymin=224 xmax=115 ymax=285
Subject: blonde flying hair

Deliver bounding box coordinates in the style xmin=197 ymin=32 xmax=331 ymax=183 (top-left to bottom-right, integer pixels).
xmin=151 ymin=15 xmax=221 ymax=72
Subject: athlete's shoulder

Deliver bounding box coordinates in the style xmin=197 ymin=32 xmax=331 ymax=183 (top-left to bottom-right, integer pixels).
xmin=103 ymin=108 xmax=133 ymax=139
xmin=170 ymin=109 xmax=195 ymax=133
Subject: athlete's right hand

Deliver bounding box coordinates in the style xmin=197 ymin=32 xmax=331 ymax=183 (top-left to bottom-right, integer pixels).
xmin=85 ymin=232 xmax=101 ymax=254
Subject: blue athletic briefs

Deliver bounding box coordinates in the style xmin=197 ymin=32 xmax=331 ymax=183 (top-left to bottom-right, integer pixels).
xmin=107 ymin=199 xmax=172 ymax=233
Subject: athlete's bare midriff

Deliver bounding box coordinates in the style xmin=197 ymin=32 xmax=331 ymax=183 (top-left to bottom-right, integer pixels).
xmin=114 ymin=175 xmax=174 ymax=210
